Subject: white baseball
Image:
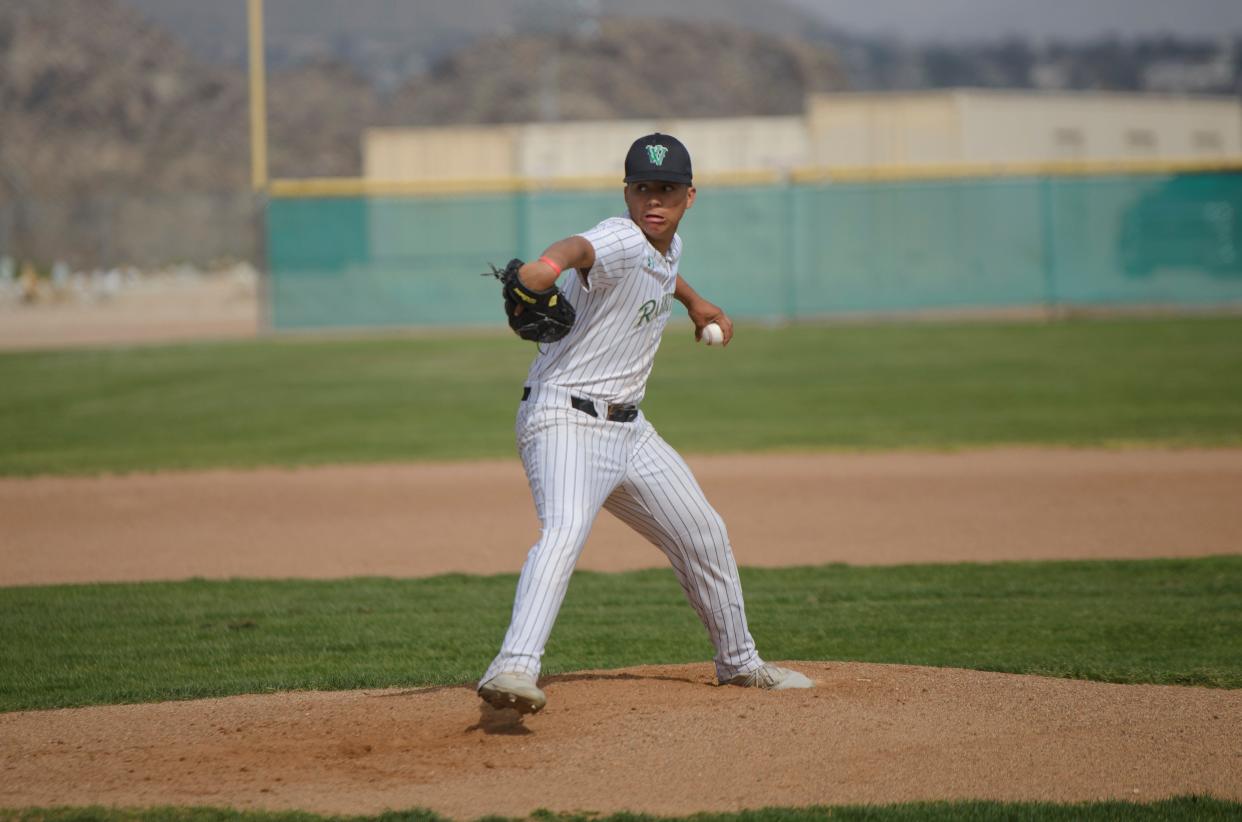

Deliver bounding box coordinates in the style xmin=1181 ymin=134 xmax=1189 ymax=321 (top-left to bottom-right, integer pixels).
xmin=701 ymin=322 xmax=724 ymax=346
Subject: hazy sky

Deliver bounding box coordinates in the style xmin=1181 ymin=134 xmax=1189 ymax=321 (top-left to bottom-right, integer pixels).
xmin=786 ymin=0 xmax=1242 ymax=41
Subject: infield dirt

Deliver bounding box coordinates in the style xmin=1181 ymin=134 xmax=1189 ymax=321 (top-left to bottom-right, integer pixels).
xmin=3 ymin=448 xmax=1241 ymax=586
xmin=2 ymin=448 xmax=1241 ymax=815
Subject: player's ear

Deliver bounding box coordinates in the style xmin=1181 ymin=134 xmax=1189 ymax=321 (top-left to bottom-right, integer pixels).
xmin=686 ymin=185 xmax=696 ymax=209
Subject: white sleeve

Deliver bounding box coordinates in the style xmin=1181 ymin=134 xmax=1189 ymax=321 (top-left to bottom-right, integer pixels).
xmin=576 ymin=219 xmax=646 ymax=291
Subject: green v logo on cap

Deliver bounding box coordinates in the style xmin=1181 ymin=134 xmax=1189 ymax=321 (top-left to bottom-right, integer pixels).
xmin=624 ymin=133 xmax=692 ymax=184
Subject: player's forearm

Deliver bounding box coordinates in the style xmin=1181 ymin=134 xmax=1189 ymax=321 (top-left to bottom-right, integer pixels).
xmin=518 ymin=237 xmax=595 ymax=291
xmin=673 ymin=275 xmax=707 ymax=311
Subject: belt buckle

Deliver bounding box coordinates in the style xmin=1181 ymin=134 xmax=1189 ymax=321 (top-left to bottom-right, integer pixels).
xmin=608 ymin=403 xmax=637 ymax=423
xmin=568 ymin=393 xmax=637 ymax=422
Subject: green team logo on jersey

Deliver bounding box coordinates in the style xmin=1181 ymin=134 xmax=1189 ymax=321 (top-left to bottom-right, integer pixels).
xmin=635 ymin=294 xmax=674 ymax=327
xmin=645 ymin=144 xmax=669 ymax=166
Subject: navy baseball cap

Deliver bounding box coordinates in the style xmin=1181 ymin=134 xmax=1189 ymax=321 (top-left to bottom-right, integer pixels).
xmin=624 ymin=133 xmax=693 ymax=185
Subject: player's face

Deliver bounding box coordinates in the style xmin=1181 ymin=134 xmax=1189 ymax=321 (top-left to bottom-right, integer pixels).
xmin=625 ymin=181 xmax=695 ymax=251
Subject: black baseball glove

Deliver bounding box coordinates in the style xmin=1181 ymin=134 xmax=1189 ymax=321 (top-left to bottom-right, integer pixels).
xmin=484 ymin=258 xmax=576 ymax=343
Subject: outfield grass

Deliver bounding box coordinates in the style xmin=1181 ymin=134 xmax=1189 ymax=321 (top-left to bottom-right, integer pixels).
xmin=1 ymin=556 xmax=1237 ymax=713
xmin=2 ymin=796 xmax=1239 ymax=821
xmin=1 ymin=316 xmax=1240 ymax=475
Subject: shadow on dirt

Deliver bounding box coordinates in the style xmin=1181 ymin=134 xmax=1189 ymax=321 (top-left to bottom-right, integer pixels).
xmin=543 ymin=670 xmax=704 ymax=686
xmin=465 ymin=703 xmax=535 ymax=735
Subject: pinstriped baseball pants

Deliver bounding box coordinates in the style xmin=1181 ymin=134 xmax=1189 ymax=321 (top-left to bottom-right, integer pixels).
xmin=481 ymin=385 xmax=764 ymax=685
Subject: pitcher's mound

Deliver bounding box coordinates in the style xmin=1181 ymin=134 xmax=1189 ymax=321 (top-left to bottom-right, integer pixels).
xmin=2 ymin=661 xmax=1238 ymax=818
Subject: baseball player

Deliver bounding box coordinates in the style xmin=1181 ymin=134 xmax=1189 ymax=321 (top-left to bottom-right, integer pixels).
xmin=480 ymin=133 xmax=812 ymax=714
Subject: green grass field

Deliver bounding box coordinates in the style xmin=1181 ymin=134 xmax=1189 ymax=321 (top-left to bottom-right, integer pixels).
xmin=3 ymin=316 xmax=1240 ymax=820
xmin=2 ymin=557 xmax=1238 ymax=712
xmin=1 ymin=315 xmax=1240 ymax=475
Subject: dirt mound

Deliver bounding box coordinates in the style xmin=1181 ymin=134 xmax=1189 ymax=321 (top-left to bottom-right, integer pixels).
xmin=1 ymin=661 xmax=1238 ymax=817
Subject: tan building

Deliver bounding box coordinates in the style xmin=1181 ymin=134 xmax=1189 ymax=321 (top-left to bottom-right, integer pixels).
xmin=363 ymin=116 xmax=809 ymax=183
xmin=363 ymin=90 xmax=1242 ymax=183
xmin=363 ymin=125 xmax=518 ymax=182
xmin=806 ymin=90 xmax=1242 ymax=169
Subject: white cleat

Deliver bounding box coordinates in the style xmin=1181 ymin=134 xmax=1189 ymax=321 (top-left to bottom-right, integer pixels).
xmin=724 ymin=663 xmax=815 ymax=690
xmin=478 ymin=671 xmax=547 ymax=714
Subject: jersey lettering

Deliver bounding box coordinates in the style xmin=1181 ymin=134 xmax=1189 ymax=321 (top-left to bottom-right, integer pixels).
xmin=635 ymin=294 xmax=674 ymax=328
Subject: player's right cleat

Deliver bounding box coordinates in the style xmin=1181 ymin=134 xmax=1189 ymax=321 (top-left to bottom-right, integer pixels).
xmin=724 ymin=663 xmax=815 ymax=690
xmin=478 ymin=671 xmax=547 ymax=714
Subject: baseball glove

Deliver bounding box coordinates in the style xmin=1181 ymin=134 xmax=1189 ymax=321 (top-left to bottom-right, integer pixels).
xmin=484 ymin=258 xmax=576 ymax=343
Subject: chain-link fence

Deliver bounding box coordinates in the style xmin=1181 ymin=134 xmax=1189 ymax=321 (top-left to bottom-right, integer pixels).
xmin=0 ymin=190 xmax=261 ymax=271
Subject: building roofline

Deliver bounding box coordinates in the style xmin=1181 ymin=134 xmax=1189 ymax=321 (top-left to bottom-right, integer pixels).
xmin=809 ymin=87 xmax=1242 ymax=104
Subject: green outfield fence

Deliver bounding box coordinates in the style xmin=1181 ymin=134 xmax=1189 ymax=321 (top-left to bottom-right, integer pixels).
xmin=266 ymin=168 xmax=1242 ymax=329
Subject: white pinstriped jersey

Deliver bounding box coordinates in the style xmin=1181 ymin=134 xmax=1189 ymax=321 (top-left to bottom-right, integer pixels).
xmin=524 ymin=216 xmax=682 ymax=406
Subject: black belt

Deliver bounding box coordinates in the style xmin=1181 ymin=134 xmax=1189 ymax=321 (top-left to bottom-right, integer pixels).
xmin=522 ymin=386 xmax=639 ymax=423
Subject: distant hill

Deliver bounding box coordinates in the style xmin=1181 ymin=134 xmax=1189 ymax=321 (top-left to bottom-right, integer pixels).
xmin=0 ymin=0 xmax=244 ymax=195
xmin=386 ymin=17 xmax=846 ymax=124
xmin=118 ymin=0 xmax=841 ymax=90
xmin=117 ymin=0 xmax=1242 ymax=97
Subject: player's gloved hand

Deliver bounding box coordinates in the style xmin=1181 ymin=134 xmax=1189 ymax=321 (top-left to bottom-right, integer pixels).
xmin=484 ymin=258 xmax=576 ymax=343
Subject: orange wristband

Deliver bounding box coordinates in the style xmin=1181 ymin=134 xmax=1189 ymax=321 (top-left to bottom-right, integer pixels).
xmin=538 ymin=256 xmax=563 ymax=276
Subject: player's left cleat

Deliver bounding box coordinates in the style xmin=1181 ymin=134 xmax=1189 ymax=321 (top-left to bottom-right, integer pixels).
xmin=478 ymin=671 xmax=547 ymax=714
xmin=723 ymin=663 xmax=814 ymax=690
